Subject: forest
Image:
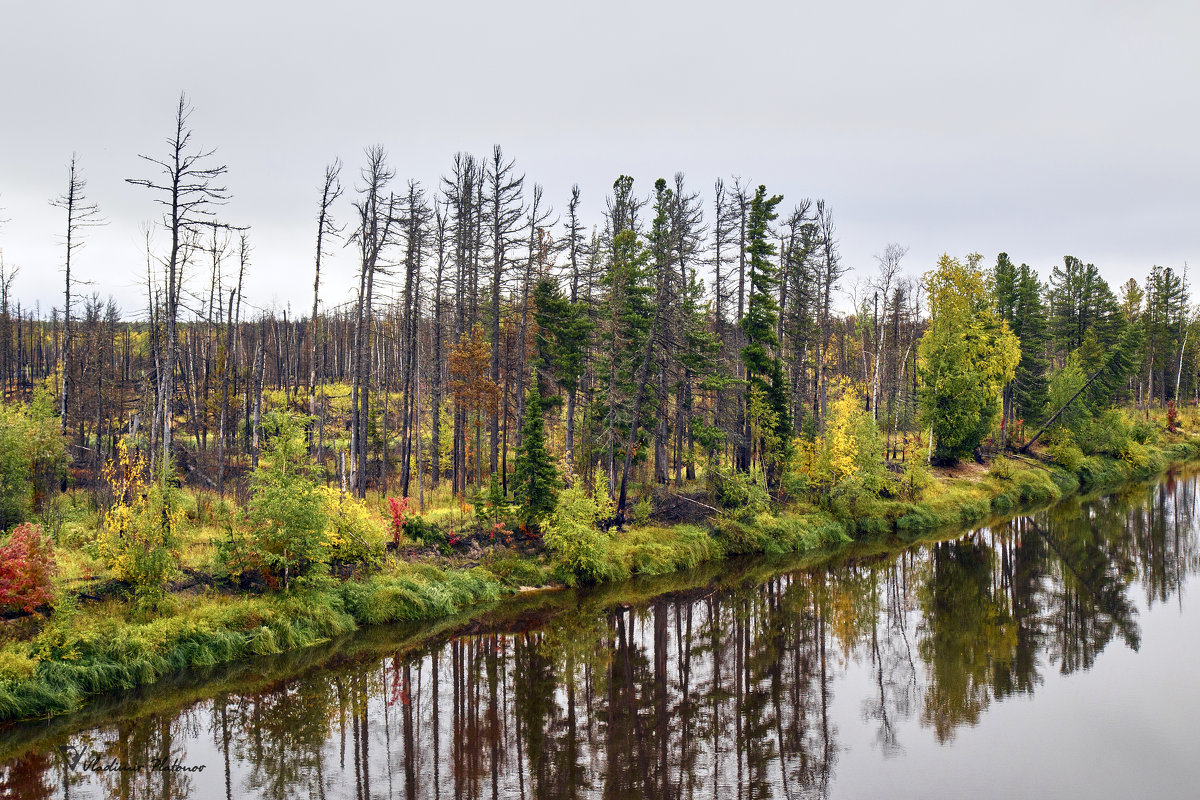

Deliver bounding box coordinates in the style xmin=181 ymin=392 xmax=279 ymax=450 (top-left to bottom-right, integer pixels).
xmin=0 ymin=96 xmax=1197 ymax=722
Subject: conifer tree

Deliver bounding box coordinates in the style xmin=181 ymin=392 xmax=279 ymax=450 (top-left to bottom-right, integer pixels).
xmin=993 ymin=253 xmax=1049 ymax=442
xmin=1049 ymin=255 xmax=1119 ymax=355
xmin=738 ymin=185 xmax=789 ymax=487
xmin=600 ymin=176 xmax=653 ymax=497
xmin=513 ymin=381 xmax=558 ymax=531
xmin=533 ymin=276 xmax=591 ymax=470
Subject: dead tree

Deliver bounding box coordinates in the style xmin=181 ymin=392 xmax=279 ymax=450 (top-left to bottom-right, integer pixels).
xmin=349 ymin=146 xmax=398 ymax=497
xmin=430 ymin=198 xmax=450 ymax=488
xmin=127 ymin=94 xmax=228 ymax=472
xmin=485 ymin=146 xmax=524 ymax=480
xmin=50 ymin=154 xmax=105 ymax=434
xmin=813 ymin=200 xmax=846 ymax=430
xmin=310 ymin=160 xmax=344 ymax=460
xmin=399 ymin=181 xmax=431 ymax=497
xmin=870 ymin=243 xmax=907 ymax=421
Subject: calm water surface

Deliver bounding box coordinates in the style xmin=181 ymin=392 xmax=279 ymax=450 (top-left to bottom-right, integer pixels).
xmin=3 ymin=473 xmax=1200 ymax=799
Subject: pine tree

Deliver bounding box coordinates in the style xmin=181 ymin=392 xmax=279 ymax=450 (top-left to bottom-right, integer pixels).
xmin=738 ymin=185 xmax=789 ymax=487
xmin=533 ymin=276 xmax=591 ymax=417
xmin=512 ymin=380 xmax=558 ymax=531
xmin=600 ymin=178 xmax=654 ymax=494
xmin=1049 ymin=255 xmax=1119 ymax=355
xmin=1143 ymin=264 xmax=1186 ymax=408
xmin=993 ymin=253 xmax=1049 ymax=442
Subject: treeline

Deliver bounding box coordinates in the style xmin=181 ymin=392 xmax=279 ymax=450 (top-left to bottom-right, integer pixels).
xmin=0 ymin=95 xmax=1195 ymax=517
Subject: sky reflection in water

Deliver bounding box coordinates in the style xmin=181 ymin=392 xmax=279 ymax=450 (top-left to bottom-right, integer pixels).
xmin=4 ymin=475 xmax=1199 ymax=799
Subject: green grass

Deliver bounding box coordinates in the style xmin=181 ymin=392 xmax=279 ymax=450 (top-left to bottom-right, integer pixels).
xmin=615 ymin=523 xmax=725 ymax=576
xmin=4 ymin=432 xmax=1199 ymax=725
xmin=0 ymin=562 xmax=507 ymax=722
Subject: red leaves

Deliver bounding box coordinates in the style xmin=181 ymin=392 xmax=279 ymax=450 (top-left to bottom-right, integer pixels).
xmin=0 ymin=523 xmax=56 ymax=614
xmin=387 ymin=496 xmax=412 ymax=548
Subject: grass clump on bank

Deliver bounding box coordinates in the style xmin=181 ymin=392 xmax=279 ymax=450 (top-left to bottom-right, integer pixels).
xmin=0 ymin=563 xmax=507 ymax=722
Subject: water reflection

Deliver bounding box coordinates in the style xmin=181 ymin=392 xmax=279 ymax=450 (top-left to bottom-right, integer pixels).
xmin=4 ymin=475 xmax=1199 ymax=799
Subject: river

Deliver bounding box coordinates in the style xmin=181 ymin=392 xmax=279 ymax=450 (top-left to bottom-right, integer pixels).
xmin=3 ymin=471 xmax=1199 ymax=799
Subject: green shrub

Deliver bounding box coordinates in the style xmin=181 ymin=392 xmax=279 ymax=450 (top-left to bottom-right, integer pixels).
xmin=97 ymin=440 xmax=182 ymax=607
xmin=0 ymin=645 xmax=36 ymax=684
xmin=543 ymin=481 xmax=620 ymax=585
xmin=339 ymin=566 xmax=502 ymax=625
xmin=483 ymin=554 xmax=549 ymax=587
xmin=898 ymin=458 xmax=933 ymax=502
xmin=615 ymin=524 xmax=722 ymax=576
xmin=710 ymin=469 xmax=771 ymax=518
xmin=989 ymin=457 xmax=1015 ymax=480
xmin=1048 ymin=439 xmax=1084 ymax=472
xmin=402 ymin=516 xmax=447 ymax=547
xmin=244 ymin=412 xmax=329 ymax=589
xmin=0 ymin=391 xmax=66 ymax=530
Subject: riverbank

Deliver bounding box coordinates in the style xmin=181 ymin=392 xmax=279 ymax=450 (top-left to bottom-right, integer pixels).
xmin=3 ymin=436 xmax=1200 ymax=724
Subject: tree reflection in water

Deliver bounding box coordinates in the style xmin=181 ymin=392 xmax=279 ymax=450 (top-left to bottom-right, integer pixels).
xmin=4 ymin=474 xmax=1199 ymax=799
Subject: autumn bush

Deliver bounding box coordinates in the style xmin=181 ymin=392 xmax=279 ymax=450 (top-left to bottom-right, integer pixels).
xmin=323 ymin=488 xmax=386 ymax=570
xmin=816 ymin=384 xmax=891 ymax=499
xmin=0 ymin=523 xmax=56 ymax=613
xmin=96 ymin=439 xmax=182 ymax=606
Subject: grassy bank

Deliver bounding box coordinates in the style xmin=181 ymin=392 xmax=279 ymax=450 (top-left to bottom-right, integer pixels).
xmin=2 ymin=436 xmax=1199 ymax=724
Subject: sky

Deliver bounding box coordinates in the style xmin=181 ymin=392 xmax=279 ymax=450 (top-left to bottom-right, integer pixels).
xmin=1 ymin=0 xmax=1198 ymax=317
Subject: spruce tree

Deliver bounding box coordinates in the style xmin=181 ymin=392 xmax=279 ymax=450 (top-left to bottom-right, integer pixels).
xmin=512 ymin=380 xmax=558 ymax=531
xmin=600 ymin=180 xmax=655 ymax=492
xmin=533 ymin=276 xmax=591 ymax=416
xmin=994 ymin=253 xmax=1049 ymax=440
xmin=738 ymin=185 xmax=789 ymax=487
xmin=1049 ymin=255 xmax=1120 ymax=354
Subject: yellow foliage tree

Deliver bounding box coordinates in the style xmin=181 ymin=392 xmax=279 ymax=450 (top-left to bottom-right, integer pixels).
xmin=825 ymin=387 xmax=861 ymax=483
xmin=815 ymin=381 xmax=890 ymax=497
xmin=97 ymin=439 xmax=182 ymax=604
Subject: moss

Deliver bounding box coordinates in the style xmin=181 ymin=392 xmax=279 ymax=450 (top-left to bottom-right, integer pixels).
xmin=710 ymin=510 xmax=849 ymax=556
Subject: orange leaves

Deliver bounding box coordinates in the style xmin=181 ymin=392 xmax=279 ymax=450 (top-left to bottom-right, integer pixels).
xmin=449 ymin=323 xmax=500 ymax=417
xmin=0 ymin=523 xmax=56 ymax=613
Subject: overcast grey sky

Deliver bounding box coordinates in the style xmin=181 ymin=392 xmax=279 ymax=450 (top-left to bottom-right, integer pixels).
xmin=1 ymin=0 xmax=1197 ymax=316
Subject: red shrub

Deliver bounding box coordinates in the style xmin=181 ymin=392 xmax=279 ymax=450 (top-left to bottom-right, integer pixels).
xmin=387 ymin=496 xmax=413 ymax=548
xmin=0 ymin=523 xmax=57 ymax=613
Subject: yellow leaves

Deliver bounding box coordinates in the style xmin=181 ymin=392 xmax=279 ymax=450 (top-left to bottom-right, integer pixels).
xmin=923 ymin=252 xmax=987 ymax=325
xmin=320 ymin=486 xmax=386 ymax=562
xmin=791 ymin=436 xmax=819 ymax=479
xmin=96 ymin=438 xmax=182 ymax=593
xmin=826 ymin=386 xmax=862 ymax=483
